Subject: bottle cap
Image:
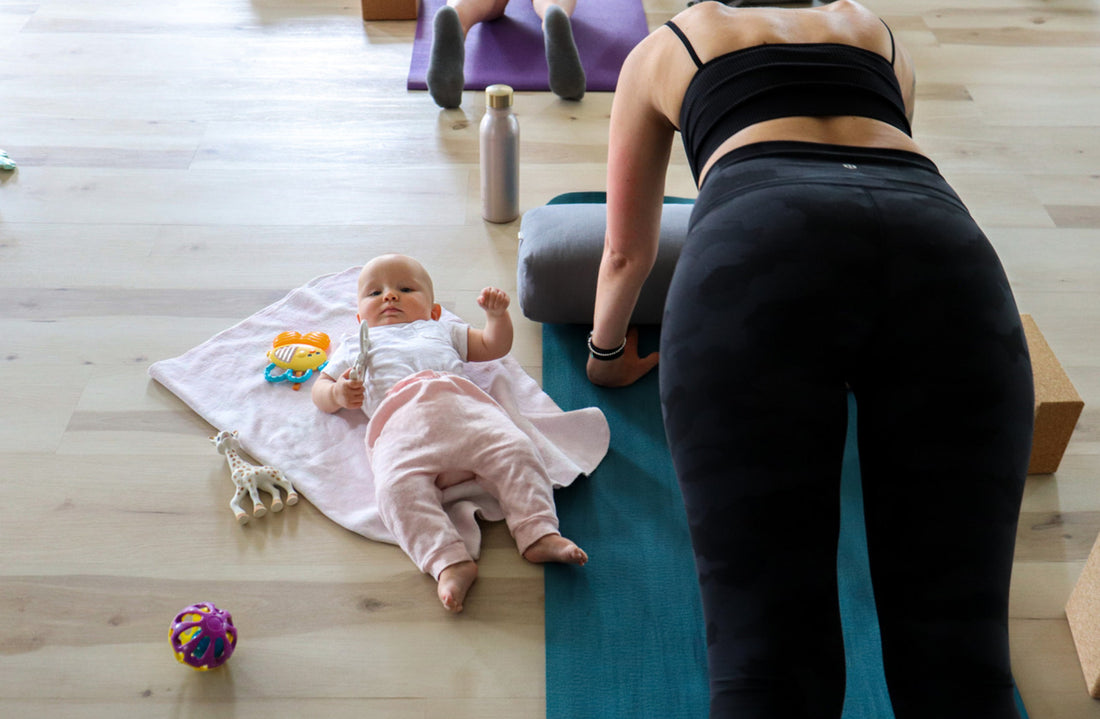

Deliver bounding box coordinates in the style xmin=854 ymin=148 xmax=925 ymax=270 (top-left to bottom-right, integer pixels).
xmin=485 ymin=84 xmax=514 ymax=109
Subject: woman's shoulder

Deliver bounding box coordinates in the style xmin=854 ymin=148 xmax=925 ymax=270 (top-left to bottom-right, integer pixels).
xmin=667 ymin=0 xmax=882 ymax=35
xmin=661 ymin=0 xmax=888 ymax=62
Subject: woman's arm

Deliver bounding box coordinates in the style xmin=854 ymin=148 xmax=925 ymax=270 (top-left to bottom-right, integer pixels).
xmin=587 ymin=35 xmax=675 ymax=386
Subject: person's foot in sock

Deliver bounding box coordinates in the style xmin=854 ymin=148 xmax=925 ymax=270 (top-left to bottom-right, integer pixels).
xmin=427 ymin=5 xmax=465 ymax=108
xmin=543 ymin=4 xmax=585 ymax=101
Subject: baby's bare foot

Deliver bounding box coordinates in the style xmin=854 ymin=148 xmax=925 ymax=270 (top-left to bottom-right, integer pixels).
xmin=437 ymin=560 xmax=478 ymax=613
xmin=523 ymin=533 xmax=588 ymax=566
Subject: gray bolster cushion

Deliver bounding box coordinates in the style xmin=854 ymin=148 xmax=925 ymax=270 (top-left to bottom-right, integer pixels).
xmin=516 ymin=203 xmax=693 ymax=325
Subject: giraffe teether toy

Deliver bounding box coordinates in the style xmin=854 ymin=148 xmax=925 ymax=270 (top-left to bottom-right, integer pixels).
xmin=210 ymin=430 xmax=298 ymax=525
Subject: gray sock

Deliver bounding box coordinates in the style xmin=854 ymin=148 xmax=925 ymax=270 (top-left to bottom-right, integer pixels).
xmin=543 ymin=4 xmax=585 ymax=101
xmin=427 ymin=5 xmax=465 ymax=109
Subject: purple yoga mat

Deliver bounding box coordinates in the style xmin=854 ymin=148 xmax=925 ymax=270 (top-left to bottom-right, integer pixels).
xmin=407 ymin=0 xmax=650 ymax=93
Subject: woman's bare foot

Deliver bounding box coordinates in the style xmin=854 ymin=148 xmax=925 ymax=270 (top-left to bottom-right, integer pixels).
xmin=523 ymin=533 xmax=588 ymax=565
xmin=437 ymin=560 xmax=478 ymax=613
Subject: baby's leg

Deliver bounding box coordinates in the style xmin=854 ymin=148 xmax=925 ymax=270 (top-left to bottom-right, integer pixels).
xmin=467 ymin=417 xmax=587 ymax=566
xmin=375 ymin=470 xmax=476 ymax=612
xmin=522 ymin=533 xmax=587 ymax=565
xmin=437 ymin=560 xmax=479 ymax=613
xmin=540 ymin=3 xmax=585 ymax=101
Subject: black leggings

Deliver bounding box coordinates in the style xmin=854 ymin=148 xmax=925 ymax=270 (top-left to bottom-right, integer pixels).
xmin=659 ymin=142 xmax=1033 ymax=719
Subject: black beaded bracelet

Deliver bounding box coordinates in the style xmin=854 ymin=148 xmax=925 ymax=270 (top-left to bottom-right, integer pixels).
xmin=587 ymin=332 xmax=627 ymax=361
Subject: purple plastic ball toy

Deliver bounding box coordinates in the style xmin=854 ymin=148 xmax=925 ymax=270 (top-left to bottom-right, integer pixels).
xmin=169 ymin=602 xmax=237 ymax=670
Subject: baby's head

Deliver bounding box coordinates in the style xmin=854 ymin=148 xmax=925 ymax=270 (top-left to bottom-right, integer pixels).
xmin=357 ymin=254 xmax=442 ymax=328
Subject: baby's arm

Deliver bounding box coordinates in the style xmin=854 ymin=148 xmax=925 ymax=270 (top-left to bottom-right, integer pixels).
xmin=467 ymin=287 xmax=513 ymax=362
xmin=311 ymin=368 xmax=365 ymax=413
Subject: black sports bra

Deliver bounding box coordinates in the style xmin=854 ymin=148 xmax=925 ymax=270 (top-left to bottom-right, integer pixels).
xmin=666 ymin=20 xmax=912 ymax=185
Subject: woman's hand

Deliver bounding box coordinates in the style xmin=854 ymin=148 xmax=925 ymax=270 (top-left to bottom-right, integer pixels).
xmin=585 ymin=327 xmax=659 ymax=387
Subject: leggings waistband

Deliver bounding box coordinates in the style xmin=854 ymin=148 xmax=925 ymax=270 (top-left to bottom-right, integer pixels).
xmin=710 ymin=141 xmax=939 ymax=175
xmin=695 ymin=141 xmax=963 ymax=217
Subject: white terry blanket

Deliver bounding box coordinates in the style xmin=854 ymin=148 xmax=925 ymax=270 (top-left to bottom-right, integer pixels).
xmin=149 ymin=267 xmax=610 ymax=556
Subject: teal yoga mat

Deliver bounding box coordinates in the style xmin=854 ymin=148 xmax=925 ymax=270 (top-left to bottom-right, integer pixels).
xmin=541 ymin=323 xmax=1028 ymax=718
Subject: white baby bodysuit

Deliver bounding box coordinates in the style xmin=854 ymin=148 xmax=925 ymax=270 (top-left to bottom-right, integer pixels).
xmin=324 ymin=319 xmax=469 ymax=416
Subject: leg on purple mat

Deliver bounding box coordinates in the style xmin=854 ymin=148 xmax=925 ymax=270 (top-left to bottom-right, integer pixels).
xmin=532 ymin=0 xmax=575 ymax=15
xmin=427 ymin=0 xmax=510 ymax=108
xmin=428 ymin=0 xmax=585 ymax=107
xmin=450 ymin=0 xmax=511 ymax=31
xmin=426 ymin=5 xmax=465 ymax=108
xmin=536 ymin=1 xmax=585 ymax=101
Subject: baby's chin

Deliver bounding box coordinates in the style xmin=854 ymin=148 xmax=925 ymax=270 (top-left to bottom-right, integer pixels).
xmin=367 ymin=314 xmax=432 ymax=327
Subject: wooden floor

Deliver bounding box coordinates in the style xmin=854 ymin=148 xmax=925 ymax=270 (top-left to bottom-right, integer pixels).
xmin=2 ymin=0 xmax=1098 ymax=716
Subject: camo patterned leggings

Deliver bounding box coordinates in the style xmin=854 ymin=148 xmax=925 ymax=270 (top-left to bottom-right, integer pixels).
xmin=659 ymin=142 xmax=1033 ymax=719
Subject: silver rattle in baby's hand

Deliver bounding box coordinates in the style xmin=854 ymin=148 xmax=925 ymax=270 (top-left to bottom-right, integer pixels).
xmin=348 ymin=321 xmax=371 ymax=382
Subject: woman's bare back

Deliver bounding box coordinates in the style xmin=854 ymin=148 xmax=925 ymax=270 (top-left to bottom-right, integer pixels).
xmin=637 ymin=0 xmax=921 ymax=182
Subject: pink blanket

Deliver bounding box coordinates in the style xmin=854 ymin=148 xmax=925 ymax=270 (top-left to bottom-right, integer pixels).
xmin=149 ymin=267 xmax=609 ymax=556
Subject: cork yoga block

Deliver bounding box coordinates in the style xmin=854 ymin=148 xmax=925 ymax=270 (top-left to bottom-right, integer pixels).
xmin=1067 ymin=532 xmax=1100 ymax=698
xmin=361 ymin=0 xmax=418 ymax=21
xmin=1021 ymin=314 xmax=1084 ymax=475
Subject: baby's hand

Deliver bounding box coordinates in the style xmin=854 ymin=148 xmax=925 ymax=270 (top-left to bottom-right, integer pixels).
xmin=477 ymin=287 xmax=510 ymax=317
xmin=335 ymin=368 xmax=365 ymax=409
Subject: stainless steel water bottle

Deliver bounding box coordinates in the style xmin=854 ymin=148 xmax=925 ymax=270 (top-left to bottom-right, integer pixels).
xmin=480 ymin=84 xmax=519 ymax=223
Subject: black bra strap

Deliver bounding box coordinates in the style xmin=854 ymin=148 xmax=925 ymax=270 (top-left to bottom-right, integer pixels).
xmin=668 ymin=17 xmax=896 ymax=68
xmin=665 ymin=20 xmax=704 ymax=69
xmin=880 ymin=18 xmax=896 ymax=66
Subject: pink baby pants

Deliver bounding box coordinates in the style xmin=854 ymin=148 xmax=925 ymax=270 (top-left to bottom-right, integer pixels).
xmin=366 ymin=371 xmax=560 ymax=579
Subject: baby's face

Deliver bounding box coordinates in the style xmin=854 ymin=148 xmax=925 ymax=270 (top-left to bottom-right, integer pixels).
xmin=357 ymin=255 xmax=440 ymax=327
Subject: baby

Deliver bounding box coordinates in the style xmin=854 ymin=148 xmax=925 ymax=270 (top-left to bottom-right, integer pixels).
xmin=313 ymin=254 xmax=587 ymax=612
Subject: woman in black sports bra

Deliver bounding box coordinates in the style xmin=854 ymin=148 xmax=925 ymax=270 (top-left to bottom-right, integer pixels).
xmin=586 ymin=2 xmax=1032 ymax=718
